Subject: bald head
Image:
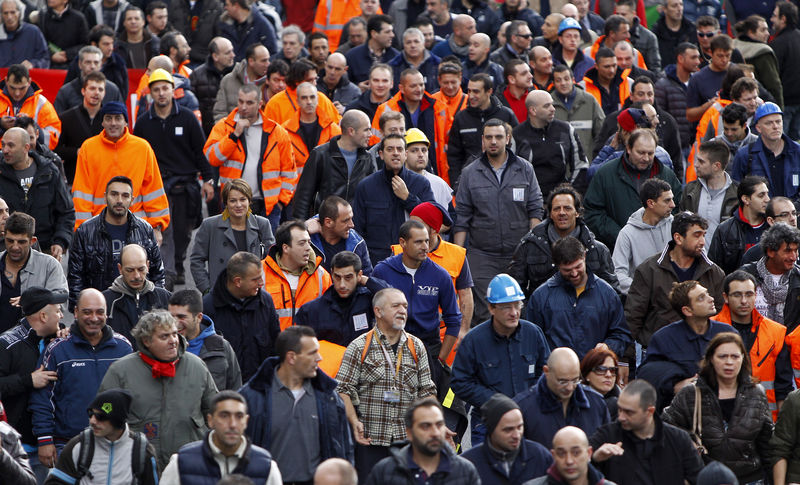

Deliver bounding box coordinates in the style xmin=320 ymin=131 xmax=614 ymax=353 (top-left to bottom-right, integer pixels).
xmin=327 ymin=52 xmax=347 ymax=66
xmin=561 ymin=3 xmax=579 ymax=18
xmin=544 ymin=347 xmax=581 ymax=401
xmin=313 ymin=458 xmax=357 ymax=485
xmin=525 ymin=89 xmax=552 ymax=109
xmin=76 ymin=288 xmax=106 ymax=312
xmin=119 ymin=244 xmax=149 ymax=290
xmin=3 ymin=126 xmax=30 ymax=145
xmin=453 ymin=14 xmax=476 ymax=42
xmin=547 ymin=347 xmax=580 ymax=369
xmin=552 ymin=426 xmax=589 ymax=448
xmin=531 ymin=46 xmax=551 ymax=63
xmin=148 ymin=55 xmax=174 ymax=73
xmin=471 ymin=33 xmax=490 ymax=49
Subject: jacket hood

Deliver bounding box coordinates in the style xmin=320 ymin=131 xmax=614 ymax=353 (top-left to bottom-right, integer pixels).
xmin=108 ymin=274 xmax=156 ymax=297
xmin=186 ymin=315 xmax=216 ymax=355
xmin=245 ymin=355 xmax=339 ymax=393
xmin=734 ymin=38 xmax=774 ymax=59
xmin=625 ymin=207 xmax=673 ymax=230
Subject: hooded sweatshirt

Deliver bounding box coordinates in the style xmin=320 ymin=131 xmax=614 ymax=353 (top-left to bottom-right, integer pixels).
xmin=612 ymin=207 xmax=673 ymax=294
xmin=104 ymin=276 xmax=171 ymax=347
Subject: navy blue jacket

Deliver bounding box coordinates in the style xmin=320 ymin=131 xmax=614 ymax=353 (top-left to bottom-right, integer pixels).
xmin=345 ymin=43 xmax=400 ymax=84
xmin=239 ymin=356 xmax=354 ymax=463
xmin=644 ymin=319 xmax=736 ymax=379
xmin=372 ymin=254 xmax=461 ymax=338
xmin=202 ymin=269 xmax=281 ymax=381
xmin=294 ymin=276 xmax=388 ymax=347
xmin=30 ymin=324 xmax=132 ymax=443
xmin=450 ymin=0 xmax=501 ymax=36
xmin=390 ymin=51 xmax=441 ymax=94
xmin=177 ymin=432 xmax=272 ymax=485
xmin=215 ymin=7 xmax=278 ymax=62
xmin=730 ymin=134 xmax=800 ymax=199
xmin=514 ymin=375 xmax=610 ymax=448
xmin=309 ymin=226 xmax=374 ymax=276
xmin=526 ymin=271 xmax=631 ymax=360
xmin=462 ymin=439 xmax=552 ymax=485
xmin=462 ymin=57 xmax=505 ymax=91
xmin=352 ymin=166 xmax=434 ymax=264
xmin=451 ymin=320 xmax=549 ymax=409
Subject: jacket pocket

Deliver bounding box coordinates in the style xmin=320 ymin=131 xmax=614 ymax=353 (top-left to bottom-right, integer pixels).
xmin=478 ymin=359 xmax=503 ymax=387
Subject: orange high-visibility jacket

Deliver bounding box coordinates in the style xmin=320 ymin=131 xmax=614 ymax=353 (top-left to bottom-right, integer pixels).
xmin=0 ymin=81 xmax=61 ymax=150
xmin=431 ymin=88 xmax=468 ymax=151
xmin=264 ymin=86 xmax=341 ymax=126
xmin=313 ymin=0 xmax=362 ymax=52
xmin=686 ymin=99 xmax=732 ymax=182
xmin=581 ymin=70 xmax=633 ymax=114
xmin=282 ymin=106 xmax=341 ymax=185
xmin=262 ymin=251 xmax=332 ymax=330
xmin=372 ymin=91 xmax=450 ymax=183
xmin=204 ymin=109 xmax=296 ymax=215
xmin=584 ymin=36 xmax=648 ymax=70
xmin=72 ymin=128 xmax=170 ymax=230
xmin=714 ymin=304 xmax=786 ymax=421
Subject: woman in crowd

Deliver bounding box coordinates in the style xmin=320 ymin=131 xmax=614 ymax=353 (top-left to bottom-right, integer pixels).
xmin=662 ymin=332 xmax=773 ymax=484
xmin=581 ymin=347 xmax=621 ymax=419
xmin=190 ymin=178 xmax=274 ymax=293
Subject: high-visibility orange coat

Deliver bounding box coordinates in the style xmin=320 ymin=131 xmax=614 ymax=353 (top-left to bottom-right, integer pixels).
xmin=313 ymin=0 xmax=362 ymax=52
xmin=0 ymin=81 xmax=61 ymax=150
xmin=372 ymin=91 xmax=450 ymax=183
xmin=282 ymin=106 xmax=341 ymax=186
xmin=431 ymin=88 xmax=468 ymax=152
xmin=584 ymin=36 xmax=648 ymax=70
xmin=581 ymin=70 xmax=633 ymax=115
xmin=204 ymin=109 xmax=296 ymax=215
xmin=714 ymin=304 xmax=786 ymax=421
xmin=262 ymin=249 xmax=332 ymax=330
xmin=72 ymin=128 xmax=170 ymax=230
xmin=264 ymin=86 xmax=341 ymax=126
xmin=686 ymin=99 xmax=732 ymax=182
xmin=392 ymin=237 xmax=467 ymax=365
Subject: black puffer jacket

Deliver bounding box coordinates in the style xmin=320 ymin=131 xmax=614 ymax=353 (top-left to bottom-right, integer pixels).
xmin=169 ymin=0 xmax=223 ymax=63
xmin=507 ymin=217 xmax=618 ymax=296
xmin=662 ymin=377 xmax=773 ymax=483
xmin=191 ymin=58 xmax=231 ymax=134
xmin=364 ymin=443 xmax=481 ymax=485
xmin=67 ymin=209 xmax=165 ymax=311
xmin=292 ymin=135 xmax=377 ymax=220
xmin=708 ymin=208 xmax=763 ymax=275
xmin=0 ymin=151 xmax=74 ymax=250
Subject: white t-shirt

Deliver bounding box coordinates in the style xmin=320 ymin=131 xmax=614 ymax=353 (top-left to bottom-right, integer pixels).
xmin=242 ymin=116 xmax=264 ymax=197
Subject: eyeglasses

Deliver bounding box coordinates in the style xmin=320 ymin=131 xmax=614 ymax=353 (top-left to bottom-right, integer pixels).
xmin=776 ymin=211 xmax=798 ymax=219
xmin=556 ymin=377 xmax=582 ymax=387
xmin=515 ymin=33 xmax=533 ymax=39
xmin=697 ymin=32 xmax=716 ymax=38
xmin=87 ymin=410 xmax=111 ymax=421
xmin=592 ymin=365 xmax=618 ymax=376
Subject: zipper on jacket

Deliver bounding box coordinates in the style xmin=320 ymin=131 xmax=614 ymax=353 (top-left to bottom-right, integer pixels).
xmin=106 ymin=439 xmax=115 ymax=485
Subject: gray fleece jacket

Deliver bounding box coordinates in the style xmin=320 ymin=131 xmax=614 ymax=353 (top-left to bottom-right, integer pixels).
xmin=612 ymin=207 xmax=673 ymax=294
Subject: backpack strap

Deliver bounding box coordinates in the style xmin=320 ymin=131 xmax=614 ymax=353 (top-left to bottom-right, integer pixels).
xmin=130 ymin=431 xmax=148 ymax=485
xmin=76 ymin=428 xmax=95 ymax=479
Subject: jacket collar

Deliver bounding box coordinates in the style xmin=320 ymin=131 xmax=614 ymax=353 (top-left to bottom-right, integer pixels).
xmin=247 ymin=355 xmax=339 ymax=393
xmin=535 ymin=373 xmax=591 ymax=413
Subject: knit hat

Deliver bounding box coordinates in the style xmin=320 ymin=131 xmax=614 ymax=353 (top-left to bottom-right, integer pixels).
xmin=99 ymin=101 xmax=129 ymax=123
xmin=481 ymin=394 xmax=521 ymax=437
xmin=20 ymin=286 xmax=67 ymax=316
xmin=410 ymin=202 xmax=453 ymax=232
xmin=617 ymin=108 xmax=649 ymax=132
xmin=88 ymin=389 xmax=133 ymax=429
xmin=697 ymin=461 xmax=739 ymax=485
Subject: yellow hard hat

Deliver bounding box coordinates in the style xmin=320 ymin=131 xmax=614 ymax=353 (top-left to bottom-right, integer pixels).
xmin=405 ymin=128 xmax=430 ymax=146
xmin=148 ymin=68 xmax=174 ymax=86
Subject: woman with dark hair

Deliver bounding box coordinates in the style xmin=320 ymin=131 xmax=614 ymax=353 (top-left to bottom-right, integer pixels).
xmin=581 ymin=347 xmax=621 ymax=419
xmin=733 ymin=14 xmax=783 ymax=107
xmin=662 ymin=332 xmax=772 ymax=484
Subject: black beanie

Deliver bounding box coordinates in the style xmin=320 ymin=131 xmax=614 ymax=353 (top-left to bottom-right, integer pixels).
xmin=697 ymin=461 xmax=739 ymax=485
xmin=481 ymin=394 xmax=520 ymax=437
xmin=88 ymin=389 xmax=133 ymax=429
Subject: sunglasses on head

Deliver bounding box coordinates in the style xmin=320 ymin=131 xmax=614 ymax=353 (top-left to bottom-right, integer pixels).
xmin=87 ymin=410 xmax=111 ymax=421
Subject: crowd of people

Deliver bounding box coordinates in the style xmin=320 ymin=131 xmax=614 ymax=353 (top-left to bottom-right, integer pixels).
xmin=0 ymin=0 xmax=800 ymax=483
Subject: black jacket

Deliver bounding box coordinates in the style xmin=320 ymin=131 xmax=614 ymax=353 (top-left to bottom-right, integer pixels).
xmin=741 ymin=261 xmax=800 ymax=333
xmin=64 ymin=51 xmax=128 ymax=98
xmin=651 ymin=14 xmax=696 ymax=68
xmin=365 ymin=443 xmax=481 ymax=485
xmin=507 ymin=217 xmax=618 ymax=296
xmin=68 ymin=209 xmax=166 ymax=311
xmin=346 ymin=89 xmax=383 ymax=121
xmin=513 ymin=118 xmax=588 ymax=196
xmin=53 ymin=77 xmax=123 ymax=116
xmin=115 ymin=30 xmax=160 ymax=70
xmin=0 ymin=151 xmax=74 ymax=250
xmin=589 ymin=416 xmax=704 ymax=485
xmin=462 ymin=438 xmax=552 ymax=485
xmin=708 ymin=208 xmax=764 ymax=274
xmin=102 ymin=277 xmax=171 ymax=348
xmin=34 ymin=6 xmax=88 ymax=69
xmin=662 ymin=377 xmax=773 ymax=483
xmin=447 ymin=96 xmax=518 ymax=185
xmin=770 ymin=27 xmax=800 ymax=106
xmin=202 ymin=269 xmax=281 ymax=381
xmin=189 ymin=58 xmax=231 ymax=136
xmin=54 ymin=103 xmax=103 ymax=183
xmin=293 ymin=135 xmax=377 ymax=220
xmin=169 ymin=0 xmax=223 ymax=63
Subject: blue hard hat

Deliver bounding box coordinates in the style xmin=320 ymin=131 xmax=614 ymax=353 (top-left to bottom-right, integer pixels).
xmin=558 ymin=17 xmax=582 ymax=35
xmin=753 ymin=102 xmax=783 ymax=124
xmin=487 ymin=274 xmax=525 ymax=304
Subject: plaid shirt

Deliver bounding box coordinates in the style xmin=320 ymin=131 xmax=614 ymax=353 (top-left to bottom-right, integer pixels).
xmin=336 ymin=327 xmax=436 ymax=446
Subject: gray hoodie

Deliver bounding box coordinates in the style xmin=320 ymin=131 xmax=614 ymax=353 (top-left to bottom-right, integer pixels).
xmin=612 ymin=207 xmax=673 ymax=294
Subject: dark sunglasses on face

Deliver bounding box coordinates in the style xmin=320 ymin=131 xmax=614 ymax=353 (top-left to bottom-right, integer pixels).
xmin=87 ymin=410 xmax=111 ymax=421
xmin=516 ymin=33 xmax=533 ymax=38
xmin=697 ymin=32 xmax=716 ymax=38
xmin=592 ymin=365 xmax=618 ymax=376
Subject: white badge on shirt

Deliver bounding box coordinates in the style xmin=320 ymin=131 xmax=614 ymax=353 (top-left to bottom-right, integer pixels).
xmin=353 ymin=313 xmax=369 ymax=331
xmin=513 ymin=187 xmax=525 ymax=202
xmin=529 ymin=364 xmax=536 ymax=374
xmin=794 ymin=174 xmax=799 ymax=187
xmin=175 ymin=126 xmax=183 ymax=136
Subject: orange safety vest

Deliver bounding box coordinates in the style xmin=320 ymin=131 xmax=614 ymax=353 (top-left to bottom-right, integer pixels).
xmin=264 ymin=86 xmax=342 ymax=127
xmin=0 ymin=81 xmax=61 ymax=150
xmin=686 ymin=99 xmax=732 ymax=182
xmin=204 ymin=109 xmax=296 ymax=214
xmin=714 ymin=304 xmax=786 ymax=421
xmin=313 ymin=0 xmax=362 ymax=52
xmin=391 ymin=237 xmax=467 ymax=365
xmin=585 ymin=36 xmax=648 ymax=70
xmin=262 ymin=253 xmax=332 ymax=330
xmin=372 ymin=91 xmax=450 ymax=184
xmin=318 ymin=339 xmax=347 ymax=377
xmin=282 ymin=107 xmax=341 ymax=186
xmin=431 ymin=89 xmax=468 ymax=149
xmin=581 ymin=70 xmax=632 ymax=114
xmin=785 ymin=324 xmax=800 ymax=389
xmin=72 ymin=128 xmax=170 ymax=230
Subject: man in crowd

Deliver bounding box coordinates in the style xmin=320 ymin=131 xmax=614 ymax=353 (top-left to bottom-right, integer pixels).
xmin=31 ymin=288 xmax=132 ymax=470
xmin=552 ymin=18 xmax=596 ymax=81
xmin=551 ymin=64 xmax=604 ymax=160
xmin=345 ymin=63 xmax=393 ymax=122
xmin=169 ymin=289 xmax=241 ymax=391
xmin=0 ymin=0 xmax=49 ymax=68
xmin=579 ymin=47 xmax=633 ymax=116
xmin=390 ymin=28 xmax=441 ymax=93
xmin=655 ymin=42 xmax=701 ymax=152
xmin=686 ymin=34 xmax=734 ymax=124
xmin=159 ymin=390 xmax=282 ymax=484
xmin=238 ymin=326 xmax=353 ymax=483
xmin=68 ymin=176 xmax=165 ymax=312
xmin=740 ymin=197 xmax=799 ymax=264
xmin=54 ymin=70 xmax=106 ymax=183
xmin=98 ymin=310 xmax=218 ymax=469
xmin=462 ymin=33 xmax=504 ymax=92
xmin=514 ymin=347 xmax=610 ymax=448
xmin=336 ymin=17 xmax=367 ymax=54
xmin=53 ymin=46 xmax=123 ymax=115
xmin=499 ymin=59 xmax=533 ymax=124
xmin=771 ymin=1 xmax=800 ymax=140
xmin=275 ymin=25 xmax=307 ymax=64
xmin=527 ymin=427 xmax=611 ymax=485
xmin=307 ymin=196 xmax=373 ymax=275
xmin=0 ymin=65 xmax=61 ymax=150
xmin=191 ymin=37 xmax=235 ymax=136
xmin=431 ymin=14 xmax=476 ymax=62
xmin=319 ymin=53 xmax=361 ymax=114
xmin=710 ymin=103 xmax=759 ymax=157
xmin=490 ymin=20 xmax=532 ymax=66
xmin=215 ymin=0 xmax=277 ymax=62
xmin=346 ymin=15 xmax=399 ymax=84
xmin=403 ymin=129 xmax=454 ymax=209
xmin=203 ymin=252 xmax=281 ymax=381
xmin=613 ymin=179 xmax=675 ymax=295
xmin=213 ymin=43 xmax=270 ymax=122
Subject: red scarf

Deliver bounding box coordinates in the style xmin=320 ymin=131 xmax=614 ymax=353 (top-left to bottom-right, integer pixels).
xmin=139 ymin=352 xmax=178 ymax=378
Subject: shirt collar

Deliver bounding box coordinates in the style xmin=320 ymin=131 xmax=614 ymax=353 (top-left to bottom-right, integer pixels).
xmin=208 ymin=431 xmax=247 ymax=458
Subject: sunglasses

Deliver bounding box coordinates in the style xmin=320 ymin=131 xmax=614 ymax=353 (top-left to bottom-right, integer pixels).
xmin=87 ymin=410 xmax=111 ymax=421
xmin=515 ymin=33 xmax=533 ymax=39
xmin=697 ymin=32 xmax=716 ymax=38
xmin=592 ymin=365 xmax=618 ymax=376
